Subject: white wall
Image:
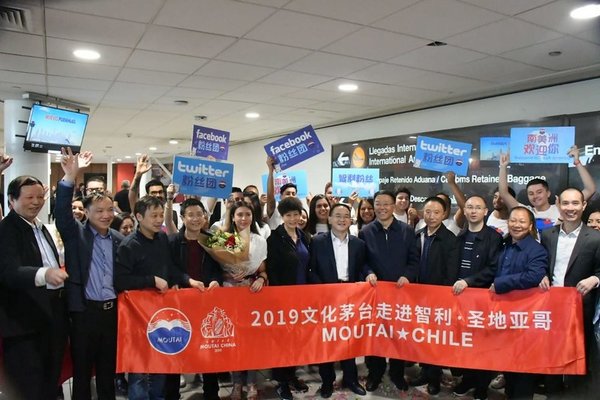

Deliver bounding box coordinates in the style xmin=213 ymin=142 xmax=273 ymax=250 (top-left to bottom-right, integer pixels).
xmin=229 ymin=78 xmax=600 ymax=196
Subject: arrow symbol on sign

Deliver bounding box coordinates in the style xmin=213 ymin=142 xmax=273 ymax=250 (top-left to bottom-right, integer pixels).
xmin=337 ymin=152 xmax=349 ymax=166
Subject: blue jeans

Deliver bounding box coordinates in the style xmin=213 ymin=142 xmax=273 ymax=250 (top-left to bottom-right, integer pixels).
xmin=128 ymin=373 xmax=166 ymax=400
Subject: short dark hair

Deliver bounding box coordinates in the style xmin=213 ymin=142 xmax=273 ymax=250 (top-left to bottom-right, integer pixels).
xmin=277 ymin=196 xmax=303 ymax=216
xmin=494 ymin=186 xmax=515 ymax=198
xmin=7 ymin=176 xmax=44 ymax=200
xmin=180 ymin=198 xmax=206 ymax=216
xmin=134 ymin=195 xmax=164 ymax=217
xmin=243 ymin=185 xmax=258 ymax=194
xmin=510 ymin=206 xmax=538 ymax=241
xmin=526 ymin=178 xmax=549 ymax=190
xmin=424 ymin=196 xmax=447 ymax=212
xmin=329 ymin=203 xmax=351 ymax=216
xmin=279 ymin=183 xmax=297 ymax=196
xmin=374 ymin=190 xmax=395 ymax=203
xmin=82 ymin=192 xmax=113 ymax=209
xmin=395 ymin=187 xmax=411 ymax=199
xmin=231 ymin=187 xmax=242 ymax=194
xmin=145 ymin=179 xmax=165 ymax=194
xmin=86 ymin=175 xmax=105 ymax=188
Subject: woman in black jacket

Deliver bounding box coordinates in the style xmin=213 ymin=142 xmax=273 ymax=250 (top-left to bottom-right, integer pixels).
xmin=266 ymin=196 xmax=311 ymax=399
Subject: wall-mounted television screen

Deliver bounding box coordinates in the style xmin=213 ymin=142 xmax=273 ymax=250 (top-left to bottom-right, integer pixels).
xmin=24 ymin=104 xmax=89 ymax=153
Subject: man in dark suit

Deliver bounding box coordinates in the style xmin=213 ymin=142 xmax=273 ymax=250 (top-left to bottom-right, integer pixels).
xmin=359 ymin=190 xmax=420 ymax=392
xmin=56 ymin=147 xmax=125 ymax=399
xmin=539 ymin=187 xmax=600 ymax=397
xmin=0 ymin=175 xmax=69 ymax=399
xmin=308 ymin=203 xmax=367 ymax=398
xmin=410 ymin=196 xmax=460 ymax=396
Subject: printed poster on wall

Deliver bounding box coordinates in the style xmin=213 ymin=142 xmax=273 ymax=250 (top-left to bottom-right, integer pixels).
xmin=191 ymin=125 xmax=230 ymax=160
xmin=172 ymin=155 xmax=233 ymax=198
xmin=414 ymin=136 xmax=472 ymax=176
xmin=261 ymin=170 xmax=309 ymax=201
xmin=510 ymin=127 xmax=575 ymax=164
xmin=264 ymin=125 xmax=324 ymax=171
xmin=331 ymin=168 xmax=379 ymax=198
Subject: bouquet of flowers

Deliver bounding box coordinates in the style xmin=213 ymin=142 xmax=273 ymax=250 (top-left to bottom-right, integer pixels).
xmin=198 ymin=229 xmax=250 ymax=276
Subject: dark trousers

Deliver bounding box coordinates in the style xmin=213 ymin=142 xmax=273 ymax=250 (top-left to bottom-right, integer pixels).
xmin=461 ymin=368 xmax=491 ymax=398
xmin=365 ymin=356 xmax=405 ymax=382
xmin=164 ymin=373 xmax=219 ymax=400
xmin=319 ymin=358 xmax=359 ymax=386
xmin=2 ymin=293 xmax=68 ymax=400
xmin=70 ymin=301 xmax=118 ymax=400
xmin=504 ymin=372 xmax=535 ymax=399
xmin=419 ymin=363 xmax=442 ymax=386
xmin=272 ymin=366 xmax=297 ymax=387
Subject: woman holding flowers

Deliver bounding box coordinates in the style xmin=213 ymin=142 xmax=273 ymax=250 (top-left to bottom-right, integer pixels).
xmin=223 ymin=201 xmax=268 ymax=400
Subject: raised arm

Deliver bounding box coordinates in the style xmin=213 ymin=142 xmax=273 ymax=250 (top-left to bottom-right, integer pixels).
xmin=569 ymin=145 xmax=597 ymax=201
xmin=266 ymin=156 xmax=277 ymax=218
xmin=498 ymin=152 xmax=519 ymax=210
xmin=129 ymin=154 xmax=152 ymax=211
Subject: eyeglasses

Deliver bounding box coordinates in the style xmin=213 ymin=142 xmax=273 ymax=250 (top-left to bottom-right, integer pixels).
xmin=374 ymin=203 xmax=393 ymax=208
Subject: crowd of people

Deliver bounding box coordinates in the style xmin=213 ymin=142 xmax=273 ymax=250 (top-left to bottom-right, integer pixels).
xmin=1 ymin=148 xmax=600 ymax=400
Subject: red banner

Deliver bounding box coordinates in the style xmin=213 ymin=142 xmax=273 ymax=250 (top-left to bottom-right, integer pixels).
xmin=117 ymin=282 xmax=585 ymax=375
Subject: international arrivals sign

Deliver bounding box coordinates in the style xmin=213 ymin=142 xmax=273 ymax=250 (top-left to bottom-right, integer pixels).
xmin=117 ymin=283 xmax=585 ymax=375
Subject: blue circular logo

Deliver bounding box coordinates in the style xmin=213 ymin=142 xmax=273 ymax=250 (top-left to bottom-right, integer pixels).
xmin=147 ymin=308 xmax=192 ymax=355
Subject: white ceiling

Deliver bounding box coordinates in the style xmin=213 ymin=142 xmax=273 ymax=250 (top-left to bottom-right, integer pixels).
xmin=0 ymin=0 xmax=599 ymax=162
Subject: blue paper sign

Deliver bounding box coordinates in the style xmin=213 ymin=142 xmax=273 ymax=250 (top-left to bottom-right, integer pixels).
xmin=414 ymin=136 xmax=472 ymax=176
xmin=509 ymin=127 xmax=575 ymax=164
xmin=261 ymin=170 xmax=308 ymax=201
xmin=332 ymin=168 xmax=379 ymax=198
xmin=480 ymin=137 xmax=510 ymax=161
xmin=191 ymin=125 xmax=230 ymax=160
xmin=172 ymin=155 xmax=233 ymax=198
xmin=264 ymin=125 xmax=324 ymax=171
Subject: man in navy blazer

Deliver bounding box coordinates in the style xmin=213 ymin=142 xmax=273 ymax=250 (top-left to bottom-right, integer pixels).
xmin=56 ymin=147 xmax=124 ymax=399
xmin=539 ymin=188 xmax=600 ymax=397
xmin=308 ymin=203 xmax=367 ymax=398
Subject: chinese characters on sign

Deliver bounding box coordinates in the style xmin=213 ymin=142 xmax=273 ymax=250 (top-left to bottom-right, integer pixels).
xmin=261 ymin=170 xmax=308 ymax=201
xmin=117 ymin=283 xmax=584 ymax=375
xmin=172 ymin=155 xmax=234 ymax=198
xmin=191 ymin=125 xmax=230 ymax=160
xmin=264 ymin=125 xmax=324 ymax=171
xmin=414 ymin=136 xmax=472 ymax=176
xmin=331 ymin=168 xmax=380 ymax=197
xmin=509 ymin=127 xmax=575 ymax=164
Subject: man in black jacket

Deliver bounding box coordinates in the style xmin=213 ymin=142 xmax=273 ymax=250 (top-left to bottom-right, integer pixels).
xmin=451 ymin=195 xmax=502 ymax=399
xmin=0 ymin=175 xmax=69 ymax=399
xmin=410 ymin=196 xmax=460 ymax=395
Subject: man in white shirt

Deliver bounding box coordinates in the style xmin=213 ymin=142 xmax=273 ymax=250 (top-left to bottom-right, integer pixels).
xmin=0 ymin=175 xmax=69 ymax=399
xmin=539 ymin=187 xmax=600 ymax=397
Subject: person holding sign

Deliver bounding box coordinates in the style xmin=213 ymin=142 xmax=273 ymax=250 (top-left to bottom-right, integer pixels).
xmin=498 ymin=146 xmax=596 ymax=232
xmin=538 ymin=188 xmax=600 ymax=398
xmin=451 ymin=195 xmax=502 ymax=399
xmin=266 ymin=156 xmax=298 ymax=230
xmin=490 ymin=206 xmax=548 ymax=399
xmin=359 ymin=190 xmax=420 ymax=393
xmin=411 ymin=197 xmax=460 ymax=395
xmin=308 ymin=203 xmax=367 ymax=398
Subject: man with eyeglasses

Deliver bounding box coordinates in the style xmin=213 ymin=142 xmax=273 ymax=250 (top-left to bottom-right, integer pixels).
xmin=86 ymin=175 xmax=106 ymax=195
xmin=308 ymin=203 xmax=367 ymax=398
xmin=451 ymin=195 xmax=502 ymax=399
xmin=358 ymin=190 xmax=420 ymax=393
